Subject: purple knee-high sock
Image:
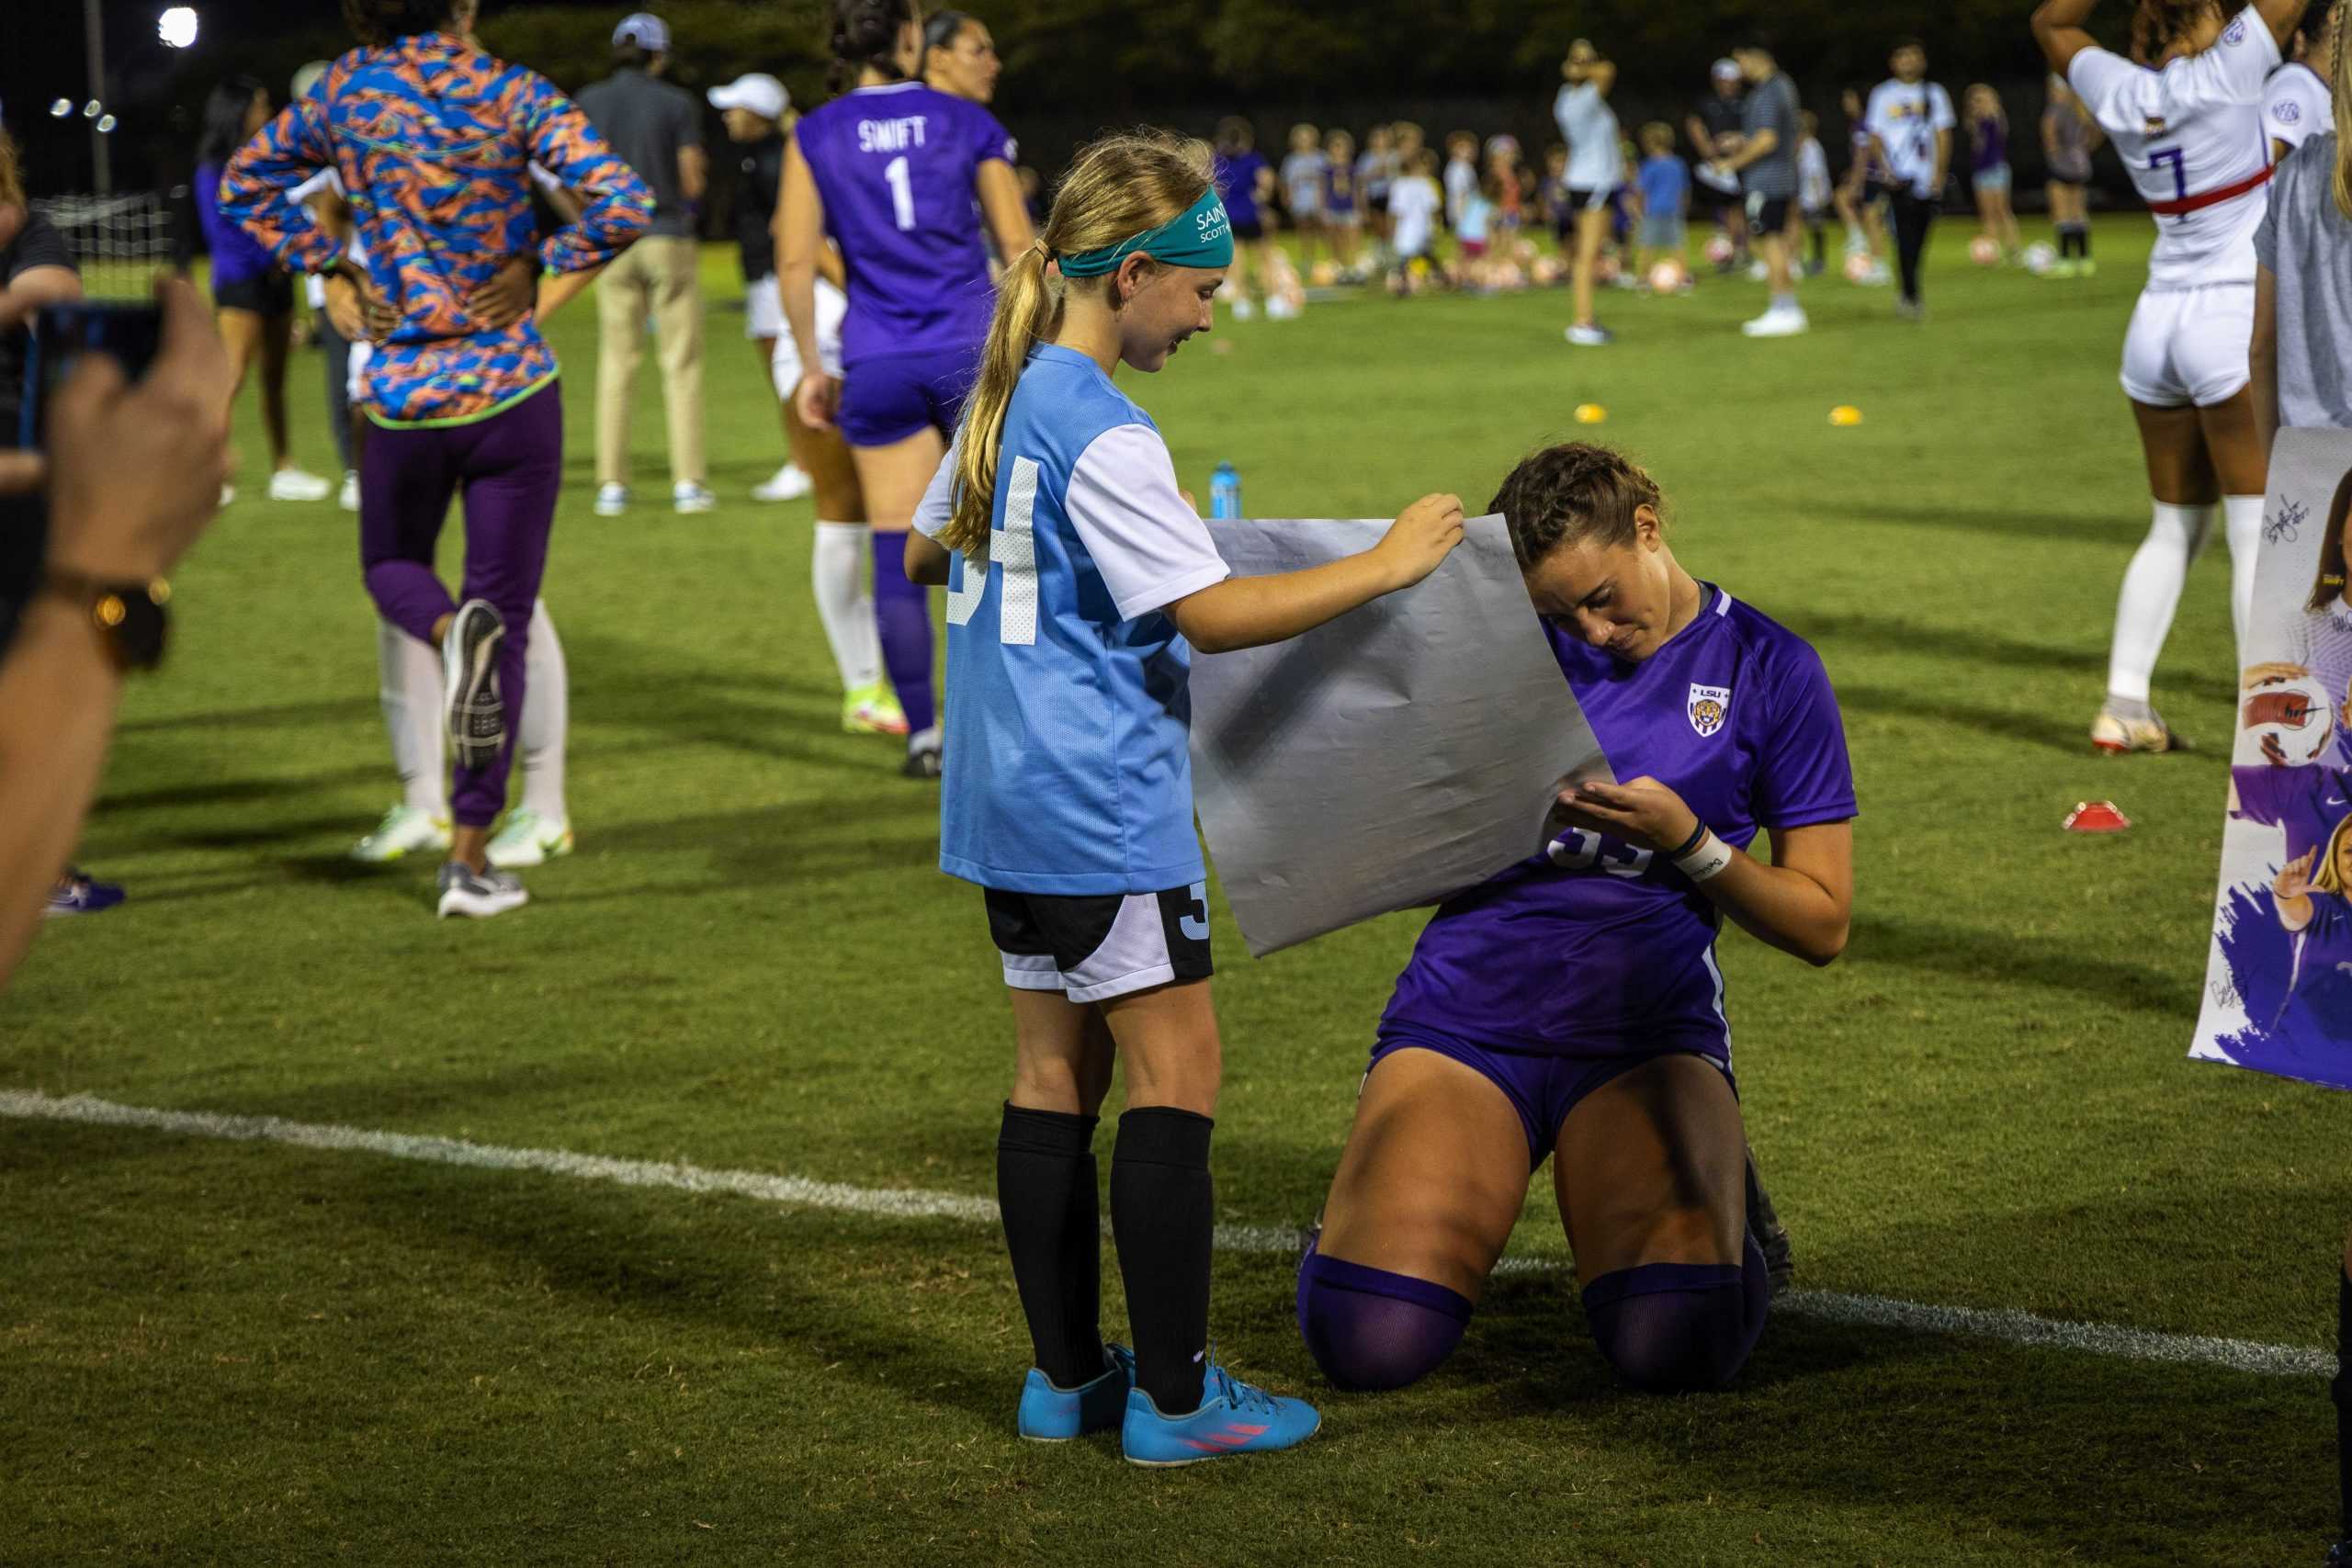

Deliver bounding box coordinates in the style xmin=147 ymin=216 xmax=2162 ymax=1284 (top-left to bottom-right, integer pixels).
xmin=871 ymin=531 xmax=935 ymax=738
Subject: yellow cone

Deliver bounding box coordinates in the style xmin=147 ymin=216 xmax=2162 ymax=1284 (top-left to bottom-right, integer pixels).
xmin=1829 ymin=405 xmax=1863 ymax=426
xmin=1575 ymin=403 xmax=1607 ymax=424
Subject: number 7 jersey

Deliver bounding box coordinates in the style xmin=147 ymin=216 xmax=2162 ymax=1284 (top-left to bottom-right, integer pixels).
xmin=913 ymin=345 xmax=1232 ymax=896
xmin=794 ymin=81 xmax=1016 ymax=367
xmin=2068 ymin=8 xmax=2280 ymax=288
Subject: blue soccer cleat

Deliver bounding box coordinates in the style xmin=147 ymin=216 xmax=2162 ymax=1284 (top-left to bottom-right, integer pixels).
xmin=44 ymin=868 xmax=125 ymax=919
xmin=1016 ymin=1344 xmax=1134 ymax=1441
xmin=1120 ymin=1360 xmax=1322 ymax=1467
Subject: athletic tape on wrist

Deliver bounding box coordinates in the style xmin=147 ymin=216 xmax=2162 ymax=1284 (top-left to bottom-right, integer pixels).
xmin=1674 ymin=829 xmax=1734 ymax=884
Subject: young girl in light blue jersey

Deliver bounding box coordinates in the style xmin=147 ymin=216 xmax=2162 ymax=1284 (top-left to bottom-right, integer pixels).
xmin=904 ymin=128 xmax=1464 ymax=1466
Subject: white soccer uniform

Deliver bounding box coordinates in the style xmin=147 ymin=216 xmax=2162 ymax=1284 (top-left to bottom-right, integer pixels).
xmin=1387 ymin=175 xmax=1442 ymax=258
xmin=1555 ymin=82 xmax=1623 ymax=197
xmin=2071 ymin=10 xmax=2279 ymax=404
xmin=770 ymin=276 xmax=849 ymax=396
xmin=2263 ymin=59 xmax=2331 ymax=152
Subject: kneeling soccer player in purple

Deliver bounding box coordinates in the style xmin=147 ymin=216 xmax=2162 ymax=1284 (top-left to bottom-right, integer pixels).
xmin=1298 ymin=442 xmax=1857 ymax=1395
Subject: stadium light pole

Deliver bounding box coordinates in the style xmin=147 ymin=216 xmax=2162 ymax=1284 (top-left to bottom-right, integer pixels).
xmin=84 ymin=0 xmax=111 ymax=195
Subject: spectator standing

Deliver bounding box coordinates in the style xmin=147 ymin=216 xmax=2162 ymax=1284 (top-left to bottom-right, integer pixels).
xmin=579 ymin=11 xmax=714 ymax=516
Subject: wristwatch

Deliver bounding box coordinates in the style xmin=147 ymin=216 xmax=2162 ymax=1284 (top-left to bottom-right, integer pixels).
xmin=40 ymin=568 xmax=170 ymax=671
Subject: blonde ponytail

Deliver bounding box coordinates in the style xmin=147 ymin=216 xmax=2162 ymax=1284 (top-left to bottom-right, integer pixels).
xmin=942 ymin=242 xmax=1060 ymax=555
xmin=2333 ymin=7 xmax=2352 ymax=220
xmin=942 ymin=128 xmax=1219 ymax=558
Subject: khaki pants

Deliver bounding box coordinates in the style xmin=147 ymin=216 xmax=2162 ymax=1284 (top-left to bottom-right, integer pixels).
xmin=593 ymin=235 xmax=705 ymax=490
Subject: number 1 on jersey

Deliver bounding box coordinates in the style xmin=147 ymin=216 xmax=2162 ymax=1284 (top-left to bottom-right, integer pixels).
xmin=945 ymin=457 xmax=1040 ymax=645
xmin=884 ymin=155 xmax=915 ymax=231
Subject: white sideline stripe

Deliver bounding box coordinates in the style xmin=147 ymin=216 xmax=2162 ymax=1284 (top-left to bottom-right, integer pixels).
xmin=4 ymin=1089 xmax=2332 ymax=1382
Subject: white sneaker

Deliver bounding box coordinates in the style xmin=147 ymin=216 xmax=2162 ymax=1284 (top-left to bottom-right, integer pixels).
xmin=1741 ymin=306 xmax=1809 ymax=338
xmin=1230 ymin=297 xmax=1258 ymax=321
xmin=267 ymin=467 xmax=335 ymax=502
xmin=673 ymin=482 xmax=718 ymax=514
xmin=2090 ymin=708 xmax=2174 ymax=753
xmin=436 ymin=861 xmax=528 ymax=919
xmin=752 ymin=463 xmax=812 ymax=502
xmin=1746 ymin=260 xmax=1770 ymax=282
xmin=1265 ymin=295 xmax=1301 ymax=321
xmin=486 ymin=807 xmax=574 ymax=869
xmin=339 ymin=470 xmax=360 ymax=512
xmin=351 ymin=803 xmax=452 ymax=863
xmin=594 ymin=483 xmax=630 ymax=517
xmin=1564 ymin=323 xmax=1614 ymax=346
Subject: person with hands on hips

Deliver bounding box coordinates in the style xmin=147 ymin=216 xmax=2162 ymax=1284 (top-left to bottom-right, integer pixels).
xmin=1299 ymin=442 xmax=1855 ymax=1404
xmin=0 ymin=277 xmax=234 ymax=986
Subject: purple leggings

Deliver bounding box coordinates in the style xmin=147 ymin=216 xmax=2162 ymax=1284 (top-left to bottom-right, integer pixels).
xmin=359 ymin=380 xmax=562 ymax=829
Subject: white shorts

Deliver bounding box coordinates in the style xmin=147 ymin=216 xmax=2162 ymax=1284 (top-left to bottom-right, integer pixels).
xmin=744 ymin=274 xmax=785 ymax=340
xmin=769 ymin=276 xmax=847 ymax=395
xmin=2119 ymin=282 xmax=2256 ymax=408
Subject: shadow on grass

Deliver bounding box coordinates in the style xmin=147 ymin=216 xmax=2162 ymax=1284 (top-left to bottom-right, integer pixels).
xmin=1843 ymin=910 xmax=2202 ymax=1018
xmin=1784 ymin=608 xmax=2240 ymax=710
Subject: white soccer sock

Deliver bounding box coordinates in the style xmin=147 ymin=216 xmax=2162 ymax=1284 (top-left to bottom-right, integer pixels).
xmin=379 ymin=617 xmax=447 ymax=816
xmin=520 ymin=597 xmax=569 ymax=822
xmin=2106 ymin=499 xmax=2216 ymax=704
xmin=2222 ymin=494 xmax=2264 ymax=665
xmin=813 ymin=521 xmax=882 ymax=692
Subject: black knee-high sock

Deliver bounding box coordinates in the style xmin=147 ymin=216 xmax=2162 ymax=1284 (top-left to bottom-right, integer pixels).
xmin=996 ymin=1103 xmax=1102 ymax=1388
xmin=1809 ymin=222 xmax=1826 ymax=269
xmin=2335 ymin=1265 xmax=2350 ymax=1540
xmin=1111 ymin=1106 xmax=1215 ymax=1414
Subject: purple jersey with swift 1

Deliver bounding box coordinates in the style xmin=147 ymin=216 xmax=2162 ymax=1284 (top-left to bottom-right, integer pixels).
xmin=794 ymin=81 xmax=1015 ymax=369
xmin=1382 ymin=586 xmax=1857 ymax=1060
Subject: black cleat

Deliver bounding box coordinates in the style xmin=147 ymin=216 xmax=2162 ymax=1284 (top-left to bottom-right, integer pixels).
xmin=901 ymin=743 xmax=942 ymax=780
xmin=1746 ymin=1145 xmax=1794 ymax=1297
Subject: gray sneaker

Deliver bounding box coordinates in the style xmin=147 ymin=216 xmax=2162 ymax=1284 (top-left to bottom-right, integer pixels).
xmin=1746 ymin=1145 xmax=1794 ymax=1297
xmin=441 ymin=599 xmax=506 ymax=772
xmin=435 ymin=860 xmax=528 ymax=919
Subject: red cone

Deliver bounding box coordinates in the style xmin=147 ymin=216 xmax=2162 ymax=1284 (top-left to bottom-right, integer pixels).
xmin=2064 ymin=800 xmax=2132 ymax=833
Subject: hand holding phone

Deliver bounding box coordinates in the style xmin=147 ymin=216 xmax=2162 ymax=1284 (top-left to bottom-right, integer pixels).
xmin=23 ymin=279 xmax=235 ymax=582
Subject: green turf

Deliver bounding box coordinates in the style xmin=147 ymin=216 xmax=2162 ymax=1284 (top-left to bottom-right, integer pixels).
xmin=6 ymin=222 xmax=2342 ymax=1565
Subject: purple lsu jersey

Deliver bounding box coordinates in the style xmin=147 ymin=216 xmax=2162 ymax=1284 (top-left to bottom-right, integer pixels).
xmin=2233 ymin=761 xmax=2352 ymax=861
xmin=796 ymin=82 xmax=1014 ymax=368
xmin=1382 ymin=586 xmax=1858 ymax=1056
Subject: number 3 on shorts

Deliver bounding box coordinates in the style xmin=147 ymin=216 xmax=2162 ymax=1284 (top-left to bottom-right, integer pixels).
xmin=945 ymin=456 xmax=1041 ymax=644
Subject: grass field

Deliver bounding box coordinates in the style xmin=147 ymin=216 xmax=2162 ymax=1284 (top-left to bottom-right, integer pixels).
xmin=6 ymin=220 xmax=2345 ymax=1566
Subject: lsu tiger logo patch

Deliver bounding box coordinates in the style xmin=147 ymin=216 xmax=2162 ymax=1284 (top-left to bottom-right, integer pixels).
xmin=1688 ymin=683 xmax=1731 ymax=738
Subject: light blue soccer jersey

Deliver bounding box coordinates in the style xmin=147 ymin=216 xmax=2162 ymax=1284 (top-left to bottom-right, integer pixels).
xmin=919 ymin=344 xmax=1231 ymax=894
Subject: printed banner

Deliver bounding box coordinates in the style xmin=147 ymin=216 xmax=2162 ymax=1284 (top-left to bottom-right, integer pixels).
xmin=2191 ymin=427 xmax=2352 ymax=1089
xmin=1188 ymin=514 xmax=1612 ymax=957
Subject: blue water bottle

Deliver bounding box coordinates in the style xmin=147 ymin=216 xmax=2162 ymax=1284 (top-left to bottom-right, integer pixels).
xmin=1210 ymin=462 xmax=1242 ymax=521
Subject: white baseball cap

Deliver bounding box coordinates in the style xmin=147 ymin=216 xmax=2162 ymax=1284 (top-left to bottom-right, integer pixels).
xmin=614 ymin=12 xmax=671 ymax=52
xmin=1711 ymin=57 xmax=1742 ymax=81
xmin=708 ymin=73 xmax=789 ymax=121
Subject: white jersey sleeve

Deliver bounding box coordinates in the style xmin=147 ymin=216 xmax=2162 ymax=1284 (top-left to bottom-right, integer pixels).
xmin=1064 ymin=423 xmax=1229 ymax=623
xmin=2073 ymin=10 xmax=2279 ymax=135
xmin=2264 ymin=62 xmax=2332 ymax=150
xmin=912 ymin=430 xmax=964 ymax=541
xmin=2072 ymin=15 xmax=2279 ymax=286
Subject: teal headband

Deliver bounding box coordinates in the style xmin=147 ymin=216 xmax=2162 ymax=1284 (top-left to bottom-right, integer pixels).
xmin=1055 ymin=186 xmax=1234 ymax=278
